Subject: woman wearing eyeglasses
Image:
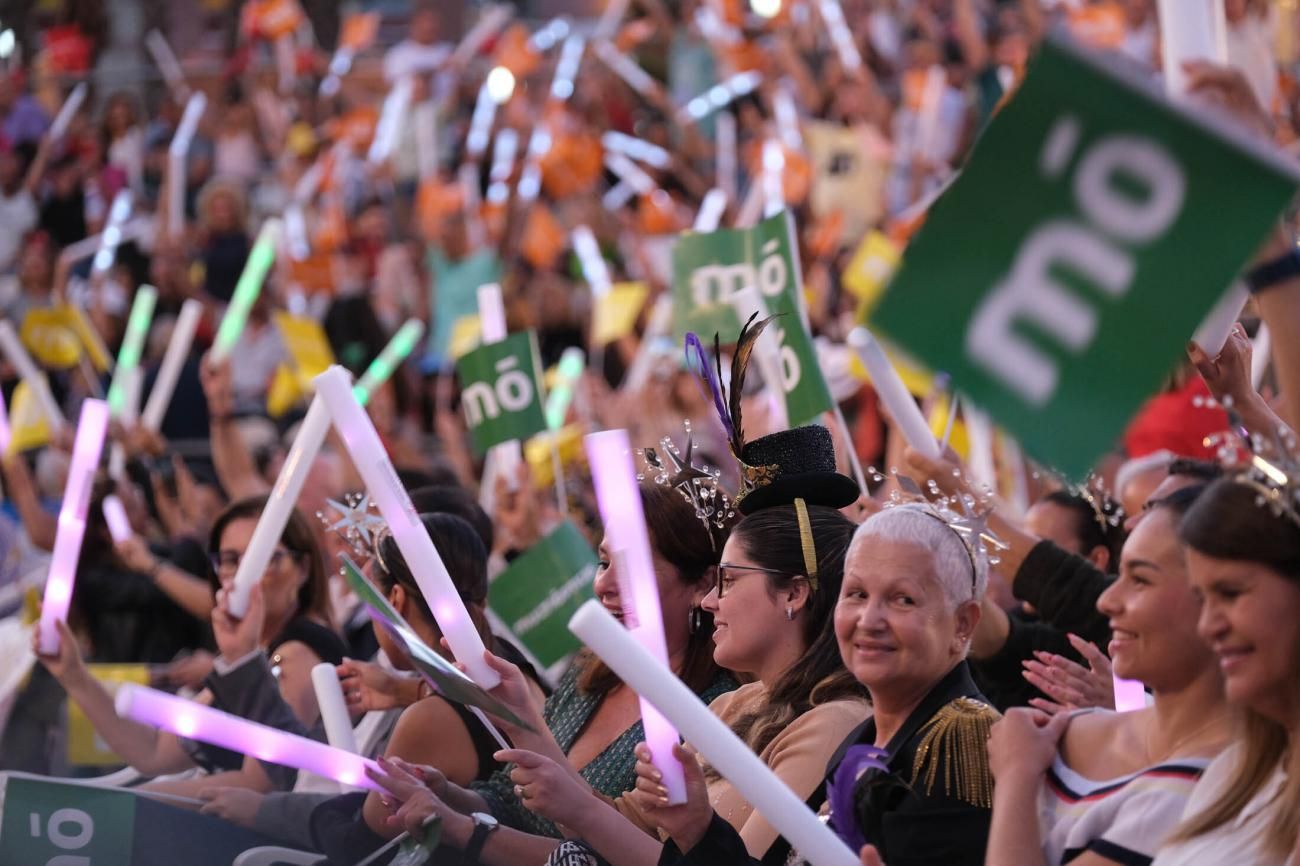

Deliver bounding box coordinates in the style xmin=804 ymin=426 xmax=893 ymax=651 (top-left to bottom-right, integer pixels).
xmin=34 ymin=494 xmax=345 ymax=796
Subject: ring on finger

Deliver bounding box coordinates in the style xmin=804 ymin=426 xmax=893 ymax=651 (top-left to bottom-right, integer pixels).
xmin=514 ymin=784 xmax=526 ymax=799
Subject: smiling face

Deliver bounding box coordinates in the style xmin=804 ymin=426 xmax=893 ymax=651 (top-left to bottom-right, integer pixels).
xmin=1187 ymin=549 xmax=1300 ymax=723
xmin=595 ymin=533 xmax=705 ymax=659
xmin=1097 ymin=508 xmax=1214 ymax=690
xmin=835 ymin=535 xmax=978 ymax=705
xmin=215 ymin=517 xmax=308 ymax=625
xmin=701 ymin=533 xmax=807 ymax=676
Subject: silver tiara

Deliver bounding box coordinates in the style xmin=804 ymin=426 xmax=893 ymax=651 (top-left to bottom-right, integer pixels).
xmin=637 ymin=421 xmax=735 ymax=550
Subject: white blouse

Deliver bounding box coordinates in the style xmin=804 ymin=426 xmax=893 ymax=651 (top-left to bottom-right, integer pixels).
xmin=1152 ymin=745 xmax=1288 ymax=866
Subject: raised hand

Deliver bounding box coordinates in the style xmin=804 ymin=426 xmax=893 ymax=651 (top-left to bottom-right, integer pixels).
xmin=336 ymin=658 xmax=421 ymax=712
xmin=1024 ymin=635 xmax=1115 ymax=716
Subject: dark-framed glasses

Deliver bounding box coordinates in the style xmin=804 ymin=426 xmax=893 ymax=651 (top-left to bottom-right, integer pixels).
xmin=716 ymin=562 xmax=798 ymax=599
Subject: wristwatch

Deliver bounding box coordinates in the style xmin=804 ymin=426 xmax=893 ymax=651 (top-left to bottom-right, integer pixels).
xmin=1246 ymin=247 xmax=1300 ymax=295
xmin=463 ymin=811 xmax=500 ymax=861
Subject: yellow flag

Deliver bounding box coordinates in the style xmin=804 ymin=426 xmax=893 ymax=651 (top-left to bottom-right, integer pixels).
xmin=266 ymin=363 xmax=303 ymax=418
xmin=67 ymin=664 xmax=151 ymax=766
xmin=270 ymin=313 xmax=336 ymax=415
xmin=926 ymin=392 xmax=971 ymax=460
xmin=59 ymin=304 xmax=113 ymax=372
xmin=20 ymin=309 xmax=81 ymax=370
xmin=592 ymin=282 xmax=650 ymax=348
xmin=845 ymin=231 xmax=901 ymax=315
xmin=525 ymin=424 xmax=584 ymax=488
xmin=448 ymin=315 xmax=482 ymax=361
xmin=5 ymin=381 xmax=51 ymax=455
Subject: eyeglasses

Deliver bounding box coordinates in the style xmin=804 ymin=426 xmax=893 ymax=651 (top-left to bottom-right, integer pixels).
xmin=210 ymin=548 xmax=297 ymax=576
xmin=715 ymin=562 xmax=799 ymax=599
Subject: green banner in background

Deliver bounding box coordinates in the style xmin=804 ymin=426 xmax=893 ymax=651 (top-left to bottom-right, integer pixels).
xmin=672 ymin=210 xmax=834 ymax=425
xmin=489 ymin=521 xmax=598 ymax=669
xmin=427 ymin=249 xmax=501 ymax=365
xmin=455 ymin=330 xmax=548 ymax=456
xmin=872 ymin=36 xmax=1300 ymax=478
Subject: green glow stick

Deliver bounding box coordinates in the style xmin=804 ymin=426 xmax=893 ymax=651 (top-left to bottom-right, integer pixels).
xmin=353 ymin=318 xmax=426 ymax=405
xmin=107 ymin=284 xmax=158 ymax=417
xmin=545 ymin=347 xmax=586 ymax=431
xmin=212 ymin=219 xmax=283 ymax=363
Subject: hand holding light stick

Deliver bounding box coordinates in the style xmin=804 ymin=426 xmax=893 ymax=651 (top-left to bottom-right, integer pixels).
xmin=103 ymin=494 xmax=132 ymax=543
xmin=92 ymin=190 xmax=134 ymax=275
xmin=107 ymin=285 xmax=158 ymax=418
xmin=314 ymin=366 xmax=500 ymax=688
xmin=141 ymin=300 xmax=202 ymax=432
xmin=312 ymin=662 xmax=359 ymax=753
xmin=1158 ymin=0 xmax=1226 ymax=96
xmin=569 ymin=601 xmax=859 ymax=866
xmin=849 ymin=327 xmax=941 ymax=459
xmin=168 ymin=93 xmax=208 ymax=238
xmin=694 ymin=189 xmax=728 ymax=232
xmin=48 ymin=83 xmax=88 ymax=142
xmin=116 ymin=683 xmax=379 ymax=789
xmin=212 ymin=219 xmax=283 ymax=364
xmin=1191 ymin=281 xmax=1248 ymax=358
xmin=38 ymin=399 xmax=110 ymax=655
xmin=584 ymin=430 xmax=687 ymax=804
xmin=0 ymin=320 xmax=65 ymax=433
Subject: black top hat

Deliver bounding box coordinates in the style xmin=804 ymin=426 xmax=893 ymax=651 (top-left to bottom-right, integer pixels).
xmin=735 ymin=425 xmax=860 ymax=514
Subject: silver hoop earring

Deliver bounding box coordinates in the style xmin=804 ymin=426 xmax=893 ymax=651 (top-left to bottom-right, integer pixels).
xmin=688 ymin=606 xmax=703 ymax=635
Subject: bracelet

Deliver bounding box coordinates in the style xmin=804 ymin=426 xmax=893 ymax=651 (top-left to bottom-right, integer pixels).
xmin=1246 ymin=247 xmax=1300 ymax=295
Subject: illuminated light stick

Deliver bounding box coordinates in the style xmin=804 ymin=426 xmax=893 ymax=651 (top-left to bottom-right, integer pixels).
xmin=529 ymin=18 xmax=572 ymax=53
xmin=0 ymin=320 xmax=65 ymax=432
xmin=545 ymin=348 xmax=586 ymax=432
xmin=285 ymin=204 xmax=310 ymax=261
xmin=313 ymin=366 xmax=500 ymax=688
xmin=569 ymin=602 xmax=860 ymax=865
xmin=997 ymin=433 xmax=1030 ymax=517
xmin=914 ymin=65 xmax=948 ymax=166
xmin=1113 ymin=675 xmax=1148 ymax=712
xmin=1192 ymin=281 xmax=1249 ymax=358
xmin=141 ymin=300 xmax=202 ymax=432
xmin=849 ymin=327 xmax=941 ymax=459
xmin=762 ymin=139 xmax=786 ymax=219
xmin=212 ymin=219 xmax=283 ymax=364
xmin=485 ymin=128 xmax=520 ymax=206
xmin=573 ymin=227 xmax=613 ymax=301
xmin=1158 ymin=0 xmax=1226 ymax=96
xmin=962 ymin=401 xmax=998 ymax=496
xmin=592 ymin=40 xmax=660 ymax=99
xmin=816 ymin=0 xmax=865 ymax=74
xmin=604 ymin=152 xmax=657 ymax=196
xmin=515 ymin=125 xmax=553 ymax=204
xmin=550 ymin=36 xmax=586 ymax=102
xmin=594 ymin=0 xmax=632 ymax=40
xmin=716 ymin=111 xmax=738 ymax=205
xmin=677 ymin=72 xmax=764 ymax=124
xmin=146 ymin=30 xmax=191 ymax=102
xmin=735 ymin=180 xmax=766 ymax=229
xmin=227 ymin=395 xmax=329 ymax=618
xmin=38 ymin=398 xmax=109 ymax=654
xmin=320 ymin=47 xmax=355 ymax=97
xmin=48 ymin=83 xmax=88 ymax=142
xmin=449 ymin=4 xmax=515 ymax=69
xmin=584 ymin=431 xmax=688 ymax=804
xmin=312 ymin=662 xmax=359 ymax=753
xmin=602 ymin=181 xmax=636 ymax=212
xmin=92 ymin=190 xmax=133 ymax=275
xmin=414 ymin=100 xmax=439 ymax=181
xmin=115 ymin=684 xmax=381 ymax=790
xmin=168 ymin=93 xmax=207 ymax=238
xmin=477 ymin=284 xmax=523 ymax=491
xmin=694 ymin=189 xmax=728 ymax=232
xmin=102 ymin=495 xmax=132 ymax=544
xmin=107 ymin=285 xmax=158 ymax=418
xmin=1252 ymin=323 xmax=1272 ymax=390
xmin=109 ymin=366 xmax=144 ymax=481
xmin=353 ymin=319 xmax=427 ymax=404
xmin=458 ymin=164 xmax=487 ymax=252
xmin=601 ymin=131 xmax=671 ymax=169
xmin=369 ymin=76 xmax=415 ymax=165
xmin=58 ymin=218 xmax=154 ymax=268
xmin=466 ymin=81 xmax=499 ymax=163
xmin=772 ymin=85 xmax=803 ymax=152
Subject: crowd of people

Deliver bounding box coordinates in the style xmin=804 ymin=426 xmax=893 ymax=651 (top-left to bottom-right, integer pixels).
xmin=1 ymin=0 xmax=1299 ymax=864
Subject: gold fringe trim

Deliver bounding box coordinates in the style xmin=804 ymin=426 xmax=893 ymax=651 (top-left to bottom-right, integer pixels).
xmin=910 ymin=697 xmax=1000 ymax=809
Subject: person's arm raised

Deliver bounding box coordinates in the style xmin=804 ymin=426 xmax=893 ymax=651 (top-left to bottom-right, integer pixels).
xmin=199 ymin=352 xmax=269 ymax=500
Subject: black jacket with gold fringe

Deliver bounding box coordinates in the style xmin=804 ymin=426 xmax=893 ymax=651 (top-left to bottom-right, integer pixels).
xmin=834 ymin=660 xmax=998 ymax=866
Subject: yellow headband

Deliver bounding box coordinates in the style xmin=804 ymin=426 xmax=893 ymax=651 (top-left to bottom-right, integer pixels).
xmin=794 ymin=498 xmax=818 ymax=592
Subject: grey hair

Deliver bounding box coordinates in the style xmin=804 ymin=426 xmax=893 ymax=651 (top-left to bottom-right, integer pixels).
xmin=849 ymin=504 xmax=988 ymax=609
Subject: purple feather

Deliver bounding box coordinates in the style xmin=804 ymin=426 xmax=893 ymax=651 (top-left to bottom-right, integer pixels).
xmin=827 ymin=744 xmax=889 ymax=853
xmin=684 ymin=331 xmax=735 ymax=442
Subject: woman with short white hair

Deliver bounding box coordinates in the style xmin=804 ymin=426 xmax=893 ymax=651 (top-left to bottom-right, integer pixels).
xmin=826 ymin=504 xmax=999 ymax=866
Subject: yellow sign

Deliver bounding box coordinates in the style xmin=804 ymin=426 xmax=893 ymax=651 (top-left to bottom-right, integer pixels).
xmin=67 ymin=665 xmax=151 ymax=766
xmin=20 ymin=309 xmax=80 ymax=370
xmin=592 ymin=282 xmax=650 ymax=348
xmin=845 ymin=231 xmax=901 ymax=314
xmin=525 ymin=424 xmax=585 ymax=488
xmin=447 ymin=315 xmax=482 ymax=362
xmin=60 ymin=304 xmax=113 ymax=372
xmin=6 ymin=381 xmax=52 ymax=455
xmin=269 ymin=313 xmax=336 ymax=416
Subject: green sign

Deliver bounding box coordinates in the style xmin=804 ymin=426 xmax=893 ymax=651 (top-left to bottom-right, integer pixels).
xmin=455 ymin=330 xmax=548 ymax=456
xmin=427 ymin=249 xmax=501 ymax=364
xmin=872 ymin=36 xmax=1300 ymax=478
xmin=489 ymin=521 xmax=597 ymax=668
xmin=672 ymin=210 xmax=834 ymax=425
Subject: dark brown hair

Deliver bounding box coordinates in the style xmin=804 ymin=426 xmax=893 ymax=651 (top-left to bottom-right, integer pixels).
xmin=207 ymin=495 xmax=332 ymax=624
xmin=578 ymin=482 xmax=734 ymax=697
xmin=1174 ymin=478 xmax=1300 ymax=859
xmin=722 ymin=504 xmax=867 ymax=760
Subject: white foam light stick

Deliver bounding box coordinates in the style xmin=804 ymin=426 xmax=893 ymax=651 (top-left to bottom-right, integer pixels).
xmin=762 ymin=138 xmax=786 ymax=218
xmin=369 ymin=76 xmax=415 ymax=165
xmin=414 ymin=100 xmax=439 ymax=181
xmin=227 ymin=396 xmax=329 ymax=618
xmin=584 ymin=432 xmax=688 ymax=804
xmin=678 ymin=72 xmax=764 ymax=124
xmin=601 ymin=131 xmax=671 ymax=169
xmin=0 ymin=321 xmax=64 ymax=432
xmin=466 ymin=81 xmax=499 ymax=162
xmin=604 ymin=152 xmax=657 ymax=197
xmin=450 ymin=5 xmax=515 ymax=69
xmin=551 ymin=36 xmax=586 ymax=102
xmin=459 ymin=163 xmax=487 ymax=252
xmin=212 ymin=219 xmax=283 ymax=364
xmin=116 ymin=684 xmax=381 ymax=790
xmin=569 ymin=601 xmax=859 ymax=866
xmin=516 ymin=125 xmax=552 ymax=203
xmin=48 ymin=83 xmax=87 ymax=142
xmin=594 ymin=0 xmax=632 ymax=40
xmin=529 ymin=18 xmax=571 ymax=53
xmin=1252 ymin=323 xmax=1272 ymax=390
xmin=816 ymin=0 xmax=865 ymax=73
xmin=717 ymin=111 xmax=738 ymax=204
xmin=849 ymin=327 xmax=941 ymax=459
xmin=312 ymin=662 xmax=359 ymax=753
xmin=141 ymin=300 xmax=202 ymax=432
xmin=38 ymin=399 xmax=109 ymax=654
xmin=313 ymin=366 xmax=500 ymax=688
xmin=593 ymin=41 xmax=659 ymax=98
xmin=168 ymin=93 xmax=208 ymax=238
xmin=485 ymin=128 xmax=519 ymax=206
xmin=285 ymin=204 xmax=310 ymax=261
xmin=962 ymin=402 xmax=999 ymax=496
xmin=107 ymin=285 xmax=158 ymax=419
xmin=915 ymin=65 xmax=948 ymax=165
xmin=1158 ymin=0 xmax=1225 ymax=95
xmin=102 ymin=494 xmax=132 ymax=543
xmin=146 ymin=30 xmax=191 ymax=102
xmin=1192 ymin=281 xmax=1248 ymax=358
xmin=573 ymin=227 xmax=613 ymax=300
xmin=1113 ymin=675 xmax=1148 ymax=712
xmin=694 ymin=189 xmax=728 ymax=232
xmin=773 ymin=85 xmax=803 ymax=151
xmin=477 ymin=284 xmax=523 ymax=492
xmin=602 ymin=181 xmax=636 ymax=212
xmin=92 ymin=190 xmax=133 ymax=275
